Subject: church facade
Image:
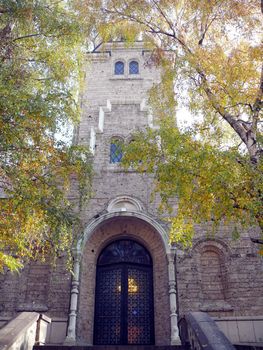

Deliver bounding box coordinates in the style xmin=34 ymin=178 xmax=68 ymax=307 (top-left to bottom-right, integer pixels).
xmin=0 ymin=41 xmax=263 ymax=346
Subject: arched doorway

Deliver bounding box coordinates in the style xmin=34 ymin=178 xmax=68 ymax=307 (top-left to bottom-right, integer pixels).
xmin=93 ymin=239 xmax=155 ymax=345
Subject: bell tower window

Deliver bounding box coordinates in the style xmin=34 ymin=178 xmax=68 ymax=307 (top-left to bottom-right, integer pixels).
xmin=115 ymin=61 xmax=124 ymax=75
xmin=110 ymin=138 xmax=123 ymax=163
xmin=129 ymin=61 xmax=139 ymax=74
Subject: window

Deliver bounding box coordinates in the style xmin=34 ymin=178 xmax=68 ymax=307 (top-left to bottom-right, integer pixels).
xmin=115 ymin=61 xmax=124 ymax=75
xmin=110 ymin=139 xmax=123 ymax=163
xmin=129 ymin=61 xmax=139 ymax=74
xmin=98 ymin=240 xmax=152 ymax=266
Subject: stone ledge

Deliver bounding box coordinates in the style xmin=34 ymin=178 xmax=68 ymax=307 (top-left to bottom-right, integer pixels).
xmin=0 ymin=312 xmax=39 ymax=348
xmin=199 ymin=301 xmax=233 ymax=312
xmin=16 ymin=303 xmax=48 ymax=312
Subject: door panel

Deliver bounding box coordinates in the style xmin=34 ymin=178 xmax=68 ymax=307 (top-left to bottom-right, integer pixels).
xmin=127 ymin=267 xmax=154 ymax=344
xmin=93 ymin=266 xmax=122 ymax=345
xmin=94 ymin=265 xmax=154 ymax=345
xmin=94 ymin=239 xmax=154 ymax=345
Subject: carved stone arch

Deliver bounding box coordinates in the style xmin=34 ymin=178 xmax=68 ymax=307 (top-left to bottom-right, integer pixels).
xmin=128 ymin=57 xmax=140 ymax=64
xmin=110 ymin=134 xmax=124 ymax=141
xmin=107 ymin=195 xmax=143 ymax=213
xmin=65 ymin=211 xmax=182 ymax=345
xmin=77 ymin=211 xmax=169 ymax=253
xmin=126 ymin=134 xmax=136 ymax=143
xmin=109 ymin=135 xmax=125 ymax=148
xmin=113 ymin=58 xmax=126 ymax=64
xmin=193 ymin=238 xmax=232 ymax=257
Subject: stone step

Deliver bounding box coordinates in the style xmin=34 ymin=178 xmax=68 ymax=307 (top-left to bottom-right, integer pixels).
xmin=34 ymin=346 xmax=184 ymax=350
xmin=234 ymin=344 xmax=263 ymax=350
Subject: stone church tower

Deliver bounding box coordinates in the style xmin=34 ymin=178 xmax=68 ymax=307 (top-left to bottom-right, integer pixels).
xmin=0 ymin=41 xmax=263 ymax=346
xmin=65 ymin=41 xmax=263 ymax=345
xmin=67 ymin=41 xmax=180 ymax=345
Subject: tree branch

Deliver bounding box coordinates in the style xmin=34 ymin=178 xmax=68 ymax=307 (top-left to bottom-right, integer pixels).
xmin=251 ymin=63 xmax=263 ymax=133
xmin=103 ymin=6 xmax=192 ymax=54
xmin=12 ymin=33 xmax=42 ymax=41
xmin=151 ymin=0 xmax=176 ymax=38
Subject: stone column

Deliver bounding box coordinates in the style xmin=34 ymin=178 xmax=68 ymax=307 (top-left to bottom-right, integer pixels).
xmin=64 ymin=249 xmax=81 ymax=344
xmin=167 ymin=247 xmax=181 ymax=345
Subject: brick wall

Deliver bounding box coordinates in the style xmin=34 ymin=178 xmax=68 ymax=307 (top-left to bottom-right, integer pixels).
xmin=176 ymin=228 xmax=263 ymax=317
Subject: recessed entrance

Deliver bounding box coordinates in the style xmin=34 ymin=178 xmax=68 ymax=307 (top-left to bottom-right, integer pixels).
xmin=93 ymin=239 xmax=155 ymax=345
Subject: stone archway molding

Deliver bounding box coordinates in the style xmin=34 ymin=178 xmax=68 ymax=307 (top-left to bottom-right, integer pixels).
xmin=64 ymin=211 xmax=180 ymax=345
xmin=78 ymin=211 xmax=170 ymax=254
xmin=107 ymin=195 xmax=143 ymax=213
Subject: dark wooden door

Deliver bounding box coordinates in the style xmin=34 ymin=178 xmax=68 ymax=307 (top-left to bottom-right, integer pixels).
xmin=93 ymin=239 xmax=154 ymax=345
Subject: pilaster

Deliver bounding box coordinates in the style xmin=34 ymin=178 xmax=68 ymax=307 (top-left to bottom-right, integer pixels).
xmin=167 ymin=246 xmax=181 ymax=345
xmin=64 ymin=249 xmax=82 ymax=344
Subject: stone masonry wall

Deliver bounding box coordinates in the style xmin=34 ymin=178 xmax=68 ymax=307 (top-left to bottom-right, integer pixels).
xmin=0 ymin=258 xmax=71 ymax=320
xmin=176 ymin=226 xmax=263 ymax=317
xmin=0 ymin=42 xmax=262 ymax=346
xmin=75 ymin=42 xmax=163 ymax=226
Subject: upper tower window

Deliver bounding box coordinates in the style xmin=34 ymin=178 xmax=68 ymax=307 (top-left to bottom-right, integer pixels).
xmin=110 ymin=138 xmax=123 ymax=163
xmin=115 ymin=61 xmax=124 ymax=75
xmin=129 ymin=61 xmax=139 ymax=74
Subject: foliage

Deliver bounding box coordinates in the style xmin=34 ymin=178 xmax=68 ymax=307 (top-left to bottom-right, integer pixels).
xmin=89 ymin=0 xmax=263 ymax=243
xmin=0 ymin=0 xmax=93 ymax=271
xmin=123 ymin=118 xmax=263 ymax=246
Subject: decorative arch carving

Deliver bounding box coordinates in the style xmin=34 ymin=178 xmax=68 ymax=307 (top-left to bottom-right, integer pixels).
xmin=77 ymin=211 xmax=170 ymax=253
xmin=193 ymin=238 xmax=232 ymax=256
xmin=107 ymin=196 xmax=143 ymax=213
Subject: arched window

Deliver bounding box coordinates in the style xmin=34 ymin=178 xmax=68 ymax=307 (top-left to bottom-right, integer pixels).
xmin=110 ymin=138 xmax=123 ymax=163
xmin=115 ymin=61 xmax=124 ymax=75
xmin=129 ymin=61 xmax=139 ymax=74
xmin=98 ymin=239 xmax=152 ymax=266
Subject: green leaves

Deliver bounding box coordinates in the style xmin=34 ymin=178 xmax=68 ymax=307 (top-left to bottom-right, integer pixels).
xmin=123 ymin=117 xmax=262 ymax=245
xmin=0 ymin=0 xmax=93 ymax=271
xmin=93 ymin=0 xmax=262 ymax=245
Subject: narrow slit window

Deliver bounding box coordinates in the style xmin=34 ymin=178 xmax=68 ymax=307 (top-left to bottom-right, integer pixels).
xmin=129 ymin=61 xmax=139 ymax=74
xmin=115 ymin=61 xmax=124 ymax=75
xmin=110 ymin=139 xmax=123 ymax=163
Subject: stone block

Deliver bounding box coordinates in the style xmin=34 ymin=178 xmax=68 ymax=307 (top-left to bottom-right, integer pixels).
xmin=253 ymin=319 xmax=263 ymax=343
xmin=237 ymin=320 xmax=256 ymax=343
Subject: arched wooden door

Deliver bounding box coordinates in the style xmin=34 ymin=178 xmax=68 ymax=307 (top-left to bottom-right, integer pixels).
xmin=94 ymin=239 xmax=154 ymax=345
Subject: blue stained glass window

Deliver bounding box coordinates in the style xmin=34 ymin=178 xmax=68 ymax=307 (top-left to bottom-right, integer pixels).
xmin=110 ymin=140 xmax=123 ymax=163
xmin=115 ymin=61 xmax=124 ymax=75
xmin=129 ymin=61 xmax=139 ymax=74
